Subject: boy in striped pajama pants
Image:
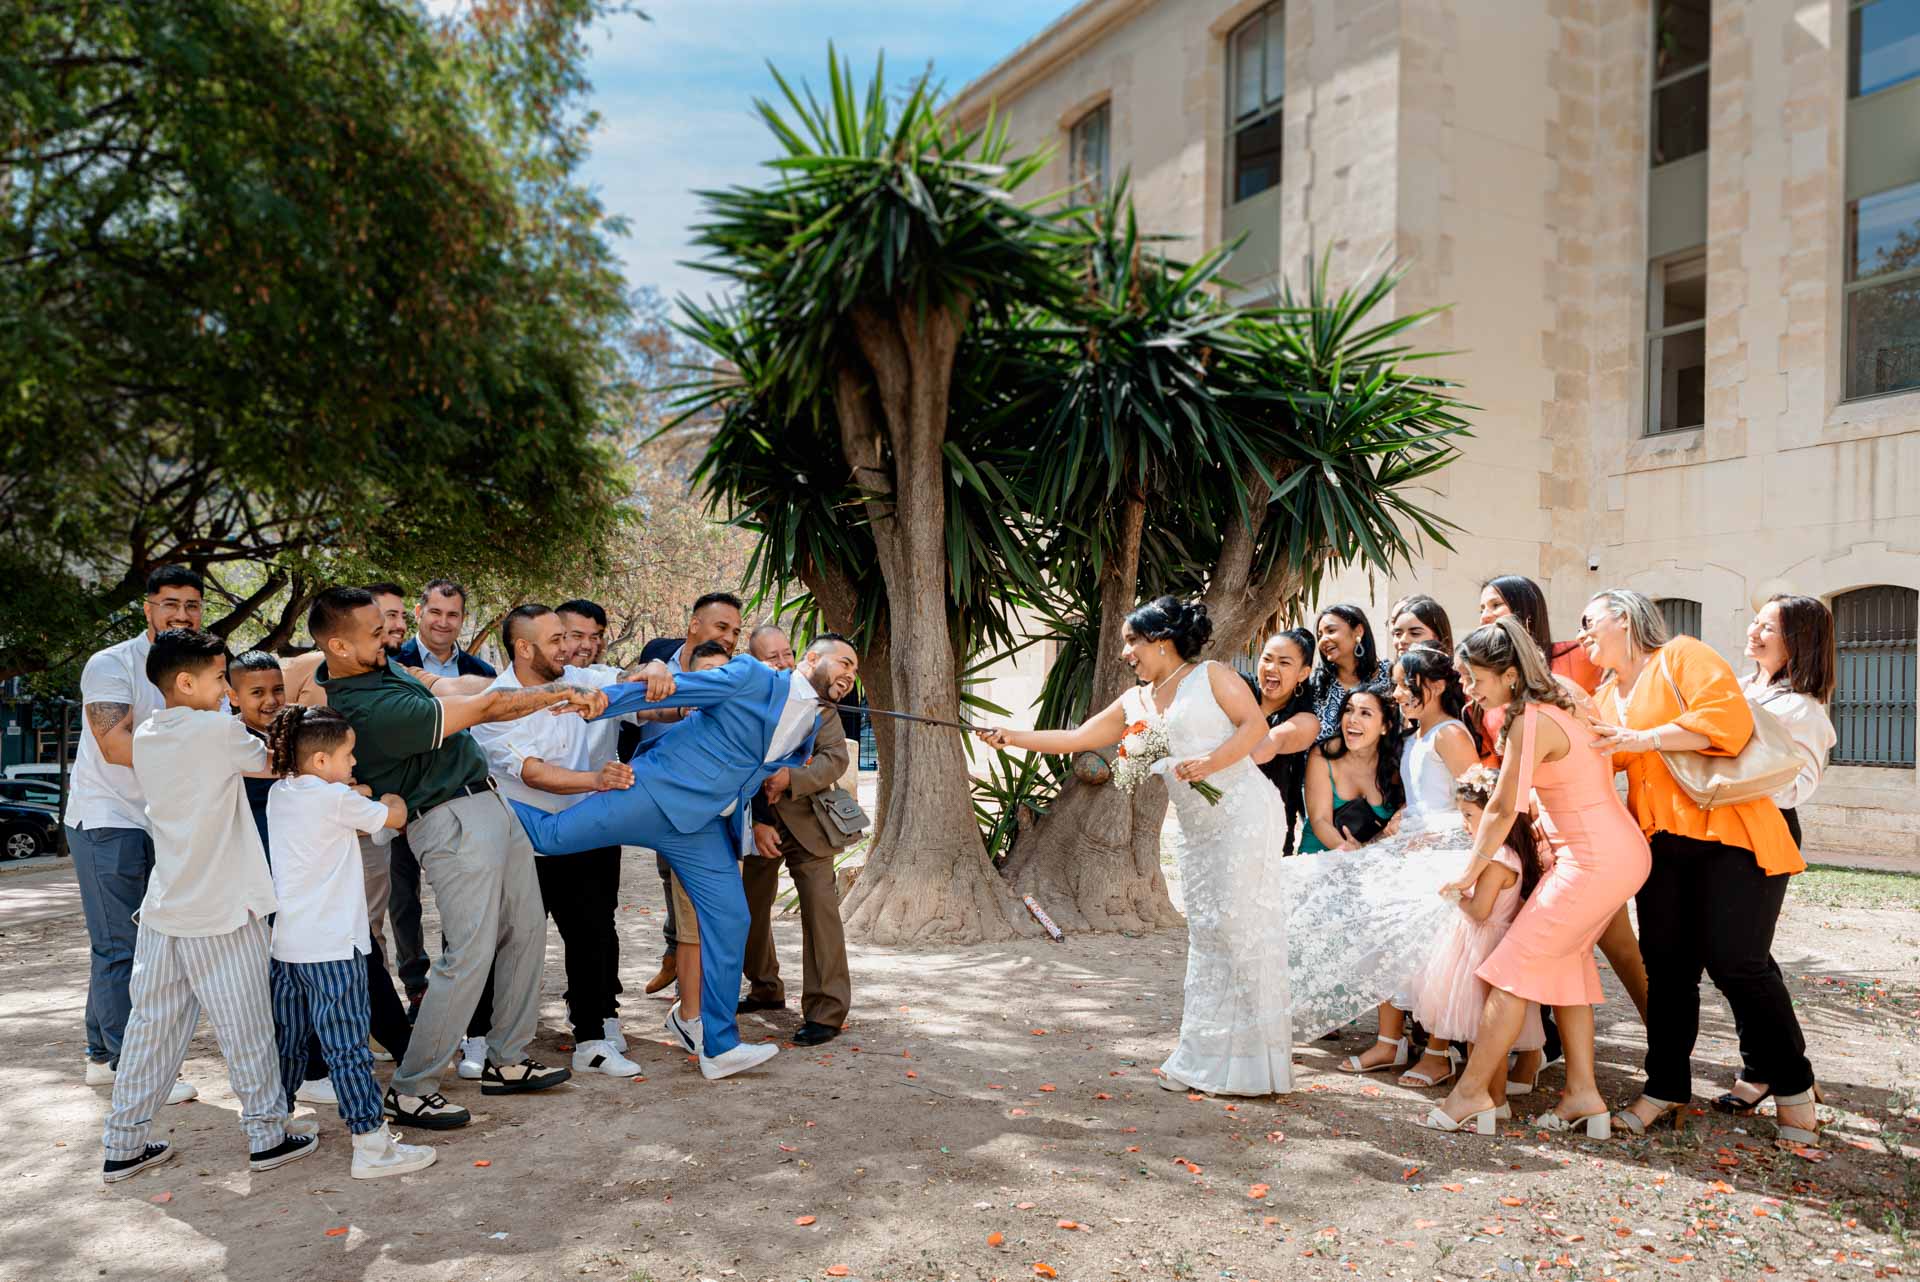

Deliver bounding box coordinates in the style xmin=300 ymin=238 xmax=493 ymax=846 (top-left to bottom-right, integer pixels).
xmin=103 ymin=629 xmax=316 ymax=1183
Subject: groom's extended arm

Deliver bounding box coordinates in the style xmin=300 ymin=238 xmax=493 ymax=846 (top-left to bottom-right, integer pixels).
xmin=594 ymin=659 xmax=758 ymax=721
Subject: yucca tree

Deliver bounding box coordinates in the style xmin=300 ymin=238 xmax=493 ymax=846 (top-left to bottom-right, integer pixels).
xmin=683 ymin=51 xmax=1074 ymax=943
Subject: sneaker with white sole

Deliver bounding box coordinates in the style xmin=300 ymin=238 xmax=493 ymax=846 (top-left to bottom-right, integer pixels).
xmin=479 ymin=1057 xmax=571 ymax=1095
xmin=249 ymin=1131 xmax=318 ymax=1172
xmin=699 ymin=1041 xmax=779 ymax=1080
xmin=102 ymin=1142 xmax=175 ymax=1184
xmin=351 ymin=1123 xmax=437 ymax=1179
xmin=286 ymin=1117 xmax=321 ymax=1138
xmin=85 ymin=1062 xmax=196 ymax=1106
xmin=456 ymin=1036 xmax=487 ymax=1081
xmin=383 ymin=1086 xmax=470 ymax=1130
xmin=571 ymin=1038 xmax=642 ymax=1078
xmin=665 ymin=1007 xmax=703 ymax=1057
xmin=85 ymin=1059 xmax=115 ymax=1086
xmin=603 ymin=1017 xmax=627 ymax=1053
xmin=295 ymin=1077 xmax=337 ymax=1105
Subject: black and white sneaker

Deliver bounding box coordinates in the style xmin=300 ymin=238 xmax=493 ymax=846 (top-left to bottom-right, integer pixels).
xmin=102 ymin=1142 xmax=175 ymax=1184
xmin=480 ymin=1057 xmax=571 ymax=1095
xmin=249 ymin=1131 xmax=318 ymax=1172
xmin=383 ymin=1086 xmax=471 ymax=1130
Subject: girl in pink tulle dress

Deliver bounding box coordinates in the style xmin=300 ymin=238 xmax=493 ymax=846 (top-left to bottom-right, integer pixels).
xmin=1412 ymin=767 xmax=1546 ymax=1054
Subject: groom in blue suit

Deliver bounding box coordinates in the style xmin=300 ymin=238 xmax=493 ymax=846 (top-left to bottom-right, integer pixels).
xmin=510 ymin=638 xmax=859 ymax=1078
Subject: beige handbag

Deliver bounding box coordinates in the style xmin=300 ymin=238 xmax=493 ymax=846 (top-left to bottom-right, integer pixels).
xmin=1652 ymin=649 xmax=1802 ymax=810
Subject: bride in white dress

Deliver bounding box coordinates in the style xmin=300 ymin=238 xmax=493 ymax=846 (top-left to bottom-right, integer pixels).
xmin=980 ymin=597 xmax=1469 ymax=1096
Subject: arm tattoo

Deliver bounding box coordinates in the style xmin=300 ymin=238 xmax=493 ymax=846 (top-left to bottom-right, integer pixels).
xmin=86 ymin=702 xmax=131 ymax=736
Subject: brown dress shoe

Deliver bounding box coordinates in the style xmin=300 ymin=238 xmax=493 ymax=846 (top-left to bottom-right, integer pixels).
xmin=643 ymin=954 xmax=677 ymax=995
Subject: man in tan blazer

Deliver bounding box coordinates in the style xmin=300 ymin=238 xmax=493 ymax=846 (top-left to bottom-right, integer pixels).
xmin=740 ymin=629 xmax=862 ymax=1046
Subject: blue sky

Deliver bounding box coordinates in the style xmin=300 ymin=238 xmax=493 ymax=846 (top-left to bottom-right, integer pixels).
xmin=569 ymin=1 xmax=1079 ymax=308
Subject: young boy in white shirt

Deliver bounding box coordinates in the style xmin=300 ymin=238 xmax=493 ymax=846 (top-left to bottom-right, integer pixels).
xmin=265 ymin=704 xmax=436 ymax=1179
xmin=102 ymin=629 xmax=315 ymax=1183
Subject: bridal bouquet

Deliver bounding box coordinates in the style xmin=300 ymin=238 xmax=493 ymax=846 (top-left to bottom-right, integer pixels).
xmin=1112 ymin=720 xmax=1223 ymax=805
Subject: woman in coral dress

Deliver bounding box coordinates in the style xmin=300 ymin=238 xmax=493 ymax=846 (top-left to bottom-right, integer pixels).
xmin=1422 ymin=616 xmax=1651 ymax=1138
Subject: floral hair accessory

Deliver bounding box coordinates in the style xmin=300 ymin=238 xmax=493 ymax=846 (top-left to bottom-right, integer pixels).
xmin=1455 ymin=763 xmax=1501 ymax=802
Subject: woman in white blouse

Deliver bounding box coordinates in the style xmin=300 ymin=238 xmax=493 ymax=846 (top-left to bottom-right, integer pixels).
xmin=1716 ymin=593 xmax=1837 ymax=1116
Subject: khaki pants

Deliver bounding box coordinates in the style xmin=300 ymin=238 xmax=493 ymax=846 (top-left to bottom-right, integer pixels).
xmin=740 ymin=815 xmax=851 ymax=1027
xmin=669 ymin=871 xmax=699 ymax=946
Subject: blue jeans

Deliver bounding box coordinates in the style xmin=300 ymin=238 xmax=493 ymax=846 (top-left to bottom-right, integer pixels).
xmin=67 ymin=825 xmax=153 ymax=1066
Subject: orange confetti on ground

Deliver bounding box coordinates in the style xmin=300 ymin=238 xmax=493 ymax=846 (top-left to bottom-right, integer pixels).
xmin=1124 ymin=1145 xmax=1140 ymax=1153
xmin=1249 ymin=1183 xmax=1271 ymax=1199
xmin=778 ymin=1143 xmax=798 ymax=1152
xmin=1186 ymin=1093 xmax=1205 ymax=1101
xmin=1121 ymin=1126 xmax=1138 ymax=1133
xmin=1402 ymin=1167 xmax=1421 ymax=1180
xmin=1031 ymin=1029 xmax=1048 ymax=1036
xmin=1500 ymin=1197 xmax=1527 ymax=1207
xmin=825 ymin=1267 xmax=850 ymax=1278
xmin=1440 ymin=1183 xmax=1465 ymax=1193
xmin=1709 ymin=1180 xmax=1735 ymax=1194
xmin=1038 ymin=1083 xmax=1056 ymax=1092
xmin=1009 ymin=1108 xmax=1029 ymax=1117
xmin=324 ymin=1226 xmax=348 ymax=1237
xmin=1094 ymin=1092 xmax=1112 ymax=1100
xmin=905 ymin=1071 xmax=918 ymax=1079
xmin=1414 ymin=1219 xmax=1439 ymax=1229
xmin=795 ymin=1215 xmax=817 ymax=1226
xmin=1057 ymin=1219 xmax=1079 ymax=1229
xmin=148 ymin=1191 xmax=172 ymax=1204
xmin=473 ymin=1160 xmax=491 ymax=1167
xmin=1017 ymin=1201 xmax=1037 ymax=1209
xmin=1033 ymin=1265 xmax=1058 ymax=1279
xmin=987 ymin=1231 xmax=1005 ymax=1247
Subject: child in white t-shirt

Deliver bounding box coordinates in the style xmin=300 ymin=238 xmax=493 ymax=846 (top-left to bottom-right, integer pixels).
xmin=265 ymin=705 xmax=436 ymax=1181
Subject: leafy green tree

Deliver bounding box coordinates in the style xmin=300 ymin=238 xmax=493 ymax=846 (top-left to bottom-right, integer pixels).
xmin=0 ymin=0 xmax=634 ymax=679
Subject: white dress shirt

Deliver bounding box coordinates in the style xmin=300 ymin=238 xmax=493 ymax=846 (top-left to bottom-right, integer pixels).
xmin=1745 ymin=677 xmax=1836 ymax=811
xmin=130 ymin=707 xmax=277 ymax=936
xmin=64 ymin=633 xmax=163 ymax=832
xmin=266 ymin=776 xmax=392 ymax=962
xmin=469 ymin=664 xmax=631 ymax=819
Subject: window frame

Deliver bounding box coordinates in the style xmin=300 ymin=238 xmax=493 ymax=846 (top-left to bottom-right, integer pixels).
xmin=1225 ymin=2 xmax=1285 ymax=208
xmin=1655 ymin=597 xmax=1704 ymax=639
xmin=1831 ymin=584 xmax=1919 ymax=769
xmin=1849 ymin=0 xmax=1920 ymax=100
xmin=1644 ymin=250 xmax=1709 ymax=435
xmin=1068 ymin=100 xmax=1111 ymax=198
xmin=1650 ymin=0 xmax=1711 ymax=168
xmin=1842 ymin=179 xmax=1920 ymax=402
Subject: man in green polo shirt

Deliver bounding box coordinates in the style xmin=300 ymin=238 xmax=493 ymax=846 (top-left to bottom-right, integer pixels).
xmin=309 ymin=586 xmax=609 ymax=1130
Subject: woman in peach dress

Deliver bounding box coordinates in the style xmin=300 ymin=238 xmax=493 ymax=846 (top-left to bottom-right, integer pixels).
xmin=1421 ymin=617 xmax=1651 ymax=1138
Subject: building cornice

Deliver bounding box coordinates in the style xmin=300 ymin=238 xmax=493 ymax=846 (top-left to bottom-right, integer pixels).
xmin=948 ymin=0 xmax=1159 ymax=126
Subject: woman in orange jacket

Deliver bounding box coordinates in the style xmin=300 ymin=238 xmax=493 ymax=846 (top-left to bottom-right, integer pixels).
xmin=1581 ymin=589 xmax=1818 ymax=1146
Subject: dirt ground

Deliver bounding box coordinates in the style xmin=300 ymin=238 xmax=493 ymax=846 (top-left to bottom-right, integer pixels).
xmin=2 ymin=852 xmax=1916 ymax=1282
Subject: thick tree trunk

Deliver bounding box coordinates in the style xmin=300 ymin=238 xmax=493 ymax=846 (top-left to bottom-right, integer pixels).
xmin=800 ymin=559 xmax=896 ymax=844
xmin=999 ymin=491 xmax=1182 ymax=932
xmin=830 ymin=297 xmax=1035 ymax=944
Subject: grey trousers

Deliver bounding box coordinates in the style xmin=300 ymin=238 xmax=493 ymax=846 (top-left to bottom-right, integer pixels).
xmin=390 ymin=790 xmax=546 ymax=1097
xmin=359 ymin=833 xmax=391 ymax=956
xmin=102 ymin=913 xmax=287 ymax=1160
xmin=66 ymin=824 xmax=154 ymax=1066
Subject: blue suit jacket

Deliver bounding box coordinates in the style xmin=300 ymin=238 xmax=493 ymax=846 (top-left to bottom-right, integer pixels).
xmin=605 ymin=656 xmax=816 ymax=835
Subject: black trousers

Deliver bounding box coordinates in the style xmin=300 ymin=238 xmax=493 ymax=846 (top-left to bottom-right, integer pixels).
xmin=467 ymin=847 xmax=622 ymax=1045
xmin=1732 ymin=808 xmax=1800 ymax=1081
xmin=1634 ymin=830 xmax=1812 ymax=1102
xmin=386 ymin=832 xmax=430 ymax=995
xmin=657 ymin=851 xmax=677 ymax=957
xmin=365 ymin=935 xmax=413 ymax=1062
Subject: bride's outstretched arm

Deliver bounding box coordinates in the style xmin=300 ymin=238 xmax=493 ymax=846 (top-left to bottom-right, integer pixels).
xmin=974 ymin=693 xmax=1130 ymax=755
xmin=1171 ymin=663 xmax=1271 ymax=783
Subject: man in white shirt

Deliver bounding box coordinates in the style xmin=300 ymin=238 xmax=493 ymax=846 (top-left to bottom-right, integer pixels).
xmin=470 ymin=605 xmax=645 ymax=1078
xmin=66 ymin=565 xmax=203 ymax=1105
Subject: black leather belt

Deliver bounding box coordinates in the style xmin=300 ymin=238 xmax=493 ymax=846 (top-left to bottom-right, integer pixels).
xmin=416 ymin=775 xmax=498 ymax=823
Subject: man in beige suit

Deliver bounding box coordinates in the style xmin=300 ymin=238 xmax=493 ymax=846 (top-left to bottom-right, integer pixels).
xmin=740 ymin=630 xmax=862 ymax=1047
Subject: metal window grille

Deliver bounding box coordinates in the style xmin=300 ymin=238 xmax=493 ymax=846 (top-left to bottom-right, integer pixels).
xmin=1832 ymin=585 xmax=1918 ymax=767
xmin=1656 ymin=597 xmax=1702 ymax=639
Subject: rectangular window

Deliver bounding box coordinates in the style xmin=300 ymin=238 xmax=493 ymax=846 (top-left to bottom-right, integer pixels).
xmin=1228 ymin=4 xmax=1285 ymax=205
xmin=1646 ymin=252 xmax=1707 ymax=433
xmin=1833 ymin=585 xmax=1918 ymax=768
xmin=1651 ymin=0 xmax=1711 ymax=167
xmin=1845 ymin=179 xmax=1920 ymax=399
xmin=1850 ymin=0 xmax=1920 ymax=98
xmin=1657 ymin=597 xmax=1703 ymax=639
xmin=1069 ymin=102 xmax=1110 ymax=197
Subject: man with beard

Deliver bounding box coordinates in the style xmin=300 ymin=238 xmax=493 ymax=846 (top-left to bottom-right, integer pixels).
xmin=510 ymin=639 xmax=858 ymax=1080
xmin=467 ymin=606 xmax=646 ymax=1078
xmin=311 ymin=588 xmax=618 ymax=1128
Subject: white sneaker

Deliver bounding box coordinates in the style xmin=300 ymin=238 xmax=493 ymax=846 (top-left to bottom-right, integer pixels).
xmin=699 ymin=1041 xmax=779 ymax=1080
xmin=85 ymin=1060 xmax=115 ymax=1086
xmin=286 ymin=1116 xmax=321 ymax=1138
xmin=665 ymin=1007 xmax=703 ymax=1057
xmin=85 ymin=1061 xmax=194 ymax=1108
xmin=295 ymin=1077 xmax=337 ymax=1105
xmin=571 ymin=1039 xmax=642 ymax=1078
xmin=456 ymin=1036 xmax=488 ymax=1081
xmin=603 ymin=1017 xmax=627 ymax=1053
xmin=351 ymin=1123 xmax=437 ymax=1179
xmin=165 ymin=1079 xmax=198 ymax=1106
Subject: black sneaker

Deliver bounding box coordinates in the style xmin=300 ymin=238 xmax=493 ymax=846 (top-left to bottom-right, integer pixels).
xmin=249 ymin=1132 xmax=318 ymax=1172
xmin=405 ymin=990 xmax=425 ymax=1024
xmin=103 ymin=1142 xmax=175 ymax=1184
xmin=383 ymin=1086 xmax=471 ymax=1130
xmin=480 ymin=1057 xmax=571 ymax=1095
xmin=737 ymin=995 xmax=786 ymax=1014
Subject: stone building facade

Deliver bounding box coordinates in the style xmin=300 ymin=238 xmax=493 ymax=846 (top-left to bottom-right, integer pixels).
xmin=953 ymin=0 xmax=1920 ymax=859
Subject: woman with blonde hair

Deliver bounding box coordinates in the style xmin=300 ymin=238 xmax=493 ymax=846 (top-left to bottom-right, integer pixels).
xmin=1423 ymin=616 xmax=1650 ymax=1136
xmin=1583 ymin=589 xmax=1818 ymax=1144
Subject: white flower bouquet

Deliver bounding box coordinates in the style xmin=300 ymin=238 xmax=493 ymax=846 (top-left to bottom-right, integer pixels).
xmin=1111 ymin=719 xmax=1223 ymax=805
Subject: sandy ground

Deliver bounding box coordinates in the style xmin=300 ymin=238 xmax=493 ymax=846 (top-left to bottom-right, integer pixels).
xmin=2 ymin=848 xmax=1916 ymax=1282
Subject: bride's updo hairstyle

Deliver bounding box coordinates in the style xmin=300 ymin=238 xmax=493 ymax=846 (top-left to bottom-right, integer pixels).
xmin=1454 ymin=615 xmax=1578 ymax=755
xmin=1126 ymin=596 xmax=1214 ymax=661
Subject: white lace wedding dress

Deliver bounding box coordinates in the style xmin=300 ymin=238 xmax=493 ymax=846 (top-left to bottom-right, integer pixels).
xmin=1135 ymin=662 xmax=1469 ymax=1097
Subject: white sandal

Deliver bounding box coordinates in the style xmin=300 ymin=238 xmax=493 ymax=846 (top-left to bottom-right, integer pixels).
xmin=1338 ymin=1035 xmax=1409 ymax=1074
xmin=1418 ymin=1104 xmax=1497 ymax=1134
xmin=1532 ymin=1109 xmax=1612 ymax=1139
xmin=1505 ymin=1051 xmax=1543 ymax=1097
xmin=1399 ymin=1046 xmax=1460 ymax=1089
xmin=1773 ymin=1087 xmax=1822 ymax=1148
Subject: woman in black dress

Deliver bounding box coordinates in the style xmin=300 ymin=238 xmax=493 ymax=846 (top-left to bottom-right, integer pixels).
xmin=1246 ymin=629 xmax=1320 ymax=855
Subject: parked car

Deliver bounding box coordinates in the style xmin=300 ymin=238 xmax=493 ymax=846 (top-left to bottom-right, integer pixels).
xmin=0 ymin=778 xmax=60 ymax=812
xmin=0 ymin=801 xmax=59 ymax=859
